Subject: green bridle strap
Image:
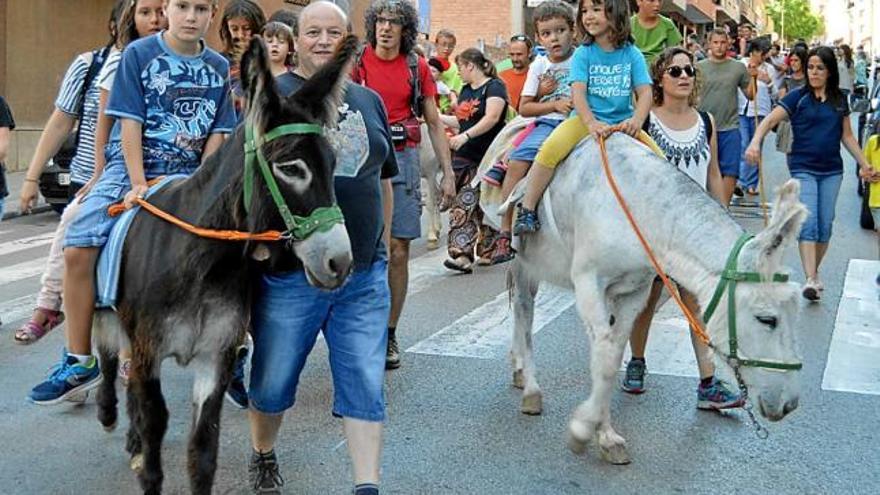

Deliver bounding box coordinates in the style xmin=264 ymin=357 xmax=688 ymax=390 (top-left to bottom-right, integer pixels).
xmin=243 ymin=123 xmax=344 ymax=241
xmin=702 ymin=233 xmax=802 ymax=372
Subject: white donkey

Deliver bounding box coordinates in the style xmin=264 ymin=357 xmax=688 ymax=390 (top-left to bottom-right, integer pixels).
xmin=419 ymin=123 xmax=443 ymax=249
xmin=503 ymin=132 xmax=807 ymax=464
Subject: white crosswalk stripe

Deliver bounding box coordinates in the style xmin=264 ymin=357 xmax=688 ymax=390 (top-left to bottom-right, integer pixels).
xmin=0 ymin=257 xmax=47 ymax=286
xmin=0 ymin=293 xmax=38 ymax=326
xmin=822 ymin=259 xmax=880 ymax=396
xmin=0 ymin=232 xmax=55 ymax=257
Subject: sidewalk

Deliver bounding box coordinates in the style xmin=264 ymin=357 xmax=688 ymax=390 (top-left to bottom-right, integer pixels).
xmin=1 ymin=170 xmax=52 ymax=221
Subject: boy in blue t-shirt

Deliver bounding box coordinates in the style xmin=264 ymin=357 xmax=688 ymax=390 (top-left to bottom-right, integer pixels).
xmin=30 ymin=0 xmax=235 ymax=405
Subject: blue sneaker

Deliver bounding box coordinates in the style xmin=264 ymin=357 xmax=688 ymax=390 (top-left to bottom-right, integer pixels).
xmin=513 ymin=206 xmax=540 ymax=235
xmin=621 ymin=359 xmax=646 ymax=394
xmin=30 ymin=349 xmax=102 ymax=405
xmin=697 ymin=377 xmax=745 ymax=410
xmin=225 ymin=345 xmax=249 ymax=409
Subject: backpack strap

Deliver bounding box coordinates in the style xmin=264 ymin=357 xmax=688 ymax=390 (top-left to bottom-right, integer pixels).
xmin=698 ymin=110 xmax=713 ymax=145
xmin=352 ymin=44 xmax=368 ymax=85
xmin=74 ymin=45 xmax=111 ymax=151
xmin=407 ymin=52 xmax=423 ymax=119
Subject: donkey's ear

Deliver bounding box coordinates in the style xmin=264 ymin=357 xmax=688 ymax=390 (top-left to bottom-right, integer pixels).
xmin=753 ymin=179 xmax=808 ymax=276
xmin=288 ymin=35 xmax=360 ymax=127
xmin=240 ymin=37 xmax=281 ymax=132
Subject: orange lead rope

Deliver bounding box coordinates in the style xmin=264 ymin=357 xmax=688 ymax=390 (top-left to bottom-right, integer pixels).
xmin=107 ymin=198 xmax=287 ymax=242
xmin=598 ymin=127 xmax=711 ymax=345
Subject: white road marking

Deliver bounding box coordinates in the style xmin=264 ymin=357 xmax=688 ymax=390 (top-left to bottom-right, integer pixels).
xmin=0 ymin=293 xmax=38 ymax=325
xmin=0 ymin=232 xmax=55 ymax=257
xmin=407 ymin=284 xmax=575 ymax=359
xmin=407 ymin=249 xmax=455 ymax=295
xmin=0 ymin=258 xmax=47 ymax=286
xmin=822 ymin=259 xmax=880 ymax=396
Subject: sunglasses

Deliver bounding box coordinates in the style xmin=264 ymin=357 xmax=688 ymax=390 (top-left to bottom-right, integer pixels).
xmin=665 ymin=65 xmax=696 ymax=78
xmin=510 ymin=34 xmax=532 ymax=44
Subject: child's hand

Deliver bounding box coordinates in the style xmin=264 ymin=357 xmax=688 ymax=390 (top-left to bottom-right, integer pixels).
xmin=553 ymin=98 xmax=573 ymax=114
xmin=619 ymin=118 xmax=641 ymax=137
xmin=859 ymin=166 xmax=880 ymax=182
xmin=449 ymin=133 xmax=469 ymax=151
xmin=537 ymin=76 xmax=557 ymax=99
xmin=589 ymin=121 xmax=611 ymax=141
xmin=123 ymin=184 xmax=149 ymax=210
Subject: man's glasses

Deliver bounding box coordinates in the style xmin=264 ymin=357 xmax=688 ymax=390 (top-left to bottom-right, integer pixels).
xmin=665 ymin=65 xmax=696 ymax=78
xmin=376 ymin=16 xmax=403 ymax=26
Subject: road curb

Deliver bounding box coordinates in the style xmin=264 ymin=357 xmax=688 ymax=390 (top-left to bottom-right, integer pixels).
xmin=2 ymin=204 xmax=54 ymax=221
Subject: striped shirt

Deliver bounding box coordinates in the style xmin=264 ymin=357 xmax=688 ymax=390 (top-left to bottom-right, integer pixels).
xmin=98 ymin=49 xmax=122 ymax=92
xmin=54 ymin=50 xmax=106 ymax=184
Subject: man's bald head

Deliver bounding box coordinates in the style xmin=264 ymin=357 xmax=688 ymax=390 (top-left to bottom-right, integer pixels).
xmin=295 ymin=1 xmax=350 ymax=36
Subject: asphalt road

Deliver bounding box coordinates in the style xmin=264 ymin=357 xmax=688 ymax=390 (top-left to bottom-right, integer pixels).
xmin=0 ymin=136 xmax=877 ymax=494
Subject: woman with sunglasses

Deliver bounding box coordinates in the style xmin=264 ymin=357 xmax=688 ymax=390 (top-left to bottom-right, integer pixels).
xmin=619 ymin=47 xmax=744 ymax=411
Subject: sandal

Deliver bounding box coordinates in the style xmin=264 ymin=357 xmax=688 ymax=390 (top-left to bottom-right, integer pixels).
xmin=14 ymin=308 xmax=65 ymax=345
xmin=443 ymin=256 xmax=473 ymax=274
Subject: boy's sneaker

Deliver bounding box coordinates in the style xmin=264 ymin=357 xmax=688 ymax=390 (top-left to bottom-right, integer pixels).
xmin=482 ymin=162 xmax=508 ymax=187
xmin=513 ymin=206 xmax=540 ymax=235
xmin=491 ymin=234 xmax=515 ymax=265
xmin=249 ymin=449 xmax=284 ymax=494
xmin=386 ymin=334 xmax=401 ymax=370
xmin=29 ymin=349 xmax=102 ymax=405
xmin=621 ymin=359 xmax=646 ymax=394
xmin=225 ymin=345 xmax=249 ymax=409
xmin=697 ymin=377 xmax=745 ymax=410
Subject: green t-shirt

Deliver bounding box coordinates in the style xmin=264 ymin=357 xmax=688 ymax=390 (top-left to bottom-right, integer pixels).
xmin=440 ymin=62 xmax=463 ymax=95
xmin=630 ymin=15 xmax=682 ymax=65
xmin=697 ymin=58 xmax=751 ymax=131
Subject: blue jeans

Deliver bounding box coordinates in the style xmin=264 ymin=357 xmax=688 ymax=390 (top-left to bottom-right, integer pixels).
xmin=791 ymin=171 xmax=843 ymax=243
xmin=249 ymin=259 xmax=391 ymax=420
xmin=0 ymin=196 xmax=5 ymax=221
xmin=738 ymin=115 xmax=764 ymax=189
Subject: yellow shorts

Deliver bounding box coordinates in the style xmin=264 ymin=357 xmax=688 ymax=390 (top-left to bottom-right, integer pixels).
xmin=533 ymin=115 xmax=662 ymax=169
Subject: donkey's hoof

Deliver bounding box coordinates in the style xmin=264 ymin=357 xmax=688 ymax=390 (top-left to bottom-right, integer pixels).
xmin=567 ymin=432 xmax=589 ymax=455
xmin=599 ymin=443 xmax=631 ymax=465
xmin=426 ymin=238 xmax=440 ymax=250
xmin=102 ymin=420 xmax=118 ymax=433
xmin=130 ymin=453 xmax=145 ymax=473
xmin=512 ymin=369 xmax=524 ymax=389
xmin=520 ymin=392 xmax=543 ymax=415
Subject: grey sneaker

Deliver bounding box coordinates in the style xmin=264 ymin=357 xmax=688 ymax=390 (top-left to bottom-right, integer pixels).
xmin=386 ymin=334 xmax=400 ymax=370
xmin=249 ymin=450 xmax=283 ymax=494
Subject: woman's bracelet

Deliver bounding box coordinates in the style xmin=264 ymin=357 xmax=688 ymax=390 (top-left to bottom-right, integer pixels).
xmin=24 ymin=178 xmax=38 ymax=183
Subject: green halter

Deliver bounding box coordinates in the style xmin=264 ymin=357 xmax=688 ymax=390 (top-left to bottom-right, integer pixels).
xmin=702 ymin=233 xmax=802 ymax=371
xmin=243 ymin=123 xmax=344 ymax=241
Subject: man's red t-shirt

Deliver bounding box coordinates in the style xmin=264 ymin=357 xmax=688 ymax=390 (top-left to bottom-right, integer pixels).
xmin=353 ymin=44 xmax=437 ymax=123
xmin=499 ymin=68 xmax=528 ymax=112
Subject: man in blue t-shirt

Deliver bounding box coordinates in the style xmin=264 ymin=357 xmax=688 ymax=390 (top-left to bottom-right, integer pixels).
xmin=246 ymin=4 xmax=398 ymax=495
xmin=30 ymin=0 xmax=236 ymax=406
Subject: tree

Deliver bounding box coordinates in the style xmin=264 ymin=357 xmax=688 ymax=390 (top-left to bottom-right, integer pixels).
xmin=766 ymin=0 xmax=825 ymax=44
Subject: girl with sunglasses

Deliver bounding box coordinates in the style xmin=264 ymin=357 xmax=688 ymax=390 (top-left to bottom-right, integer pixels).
xmin=619 ymin=48 xmax=743 ymax=410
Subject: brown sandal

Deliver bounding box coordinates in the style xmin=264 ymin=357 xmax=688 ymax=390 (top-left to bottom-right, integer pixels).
xmin=13 ymin=308 xmax=65 ymax=345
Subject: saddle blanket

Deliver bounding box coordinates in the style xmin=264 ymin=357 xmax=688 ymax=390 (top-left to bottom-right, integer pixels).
xmin=95 ymin=175 xmax=186 ymax=308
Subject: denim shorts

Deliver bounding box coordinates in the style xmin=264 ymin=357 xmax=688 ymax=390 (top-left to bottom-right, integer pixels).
xmin=508 ymin=118 xmax=563 ymax=163
xmin=791 ymin=171 xmax=842 ymax=243
xmin=249 ymin=259 xmax=391 ymax=420
xmin=64 ymin=161 xmax=131 ymax=248
xmin=716 ymin=128 xmax=741 ymax=178
xmin=390 ymin=146 xmax=422 ymax=240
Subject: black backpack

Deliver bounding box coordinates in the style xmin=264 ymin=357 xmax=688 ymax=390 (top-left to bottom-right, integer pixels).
xmin=53 ymin=46 xmax=111 ymax=169
xmin=353 ymin=44 xmax=424 ymax=120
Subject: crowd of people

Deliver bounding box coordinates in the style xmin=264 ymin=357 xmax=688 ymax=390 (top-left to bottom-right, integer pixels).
xmin=0 ymin=0 xmax=879 ymax=493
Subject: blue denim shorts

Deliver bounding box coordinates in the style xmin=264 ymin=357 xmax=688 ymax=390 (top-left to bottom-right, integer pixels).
xmin=249 ymin=259 xmax=391 ymax=420
xmin=390 ymin=146 xmax=422 ymax=240
xmin=716 ymin=128 xmax=741 ymax=178
xmin=790 ymin=171 xmax=842 ymax=243
xmin=64 ymin=161 xmax=131 ymax=248
xmin=508 ymin=118 xmax=563 ymax=163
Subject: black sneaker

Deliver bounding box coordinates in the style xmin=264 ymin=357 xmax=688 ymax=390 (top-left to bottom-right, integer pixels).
xmin=226 ymin=345 xmax=249 ymax=409
xmin=386 ymin=334 xmax=400 ymax=370
xmin=249 ymin=450 xmax=283 ymax=494
xmin=621 ymin=359 xmax=646 ymax=394
xmin=733 ymin=185 xmax=744 ymax=198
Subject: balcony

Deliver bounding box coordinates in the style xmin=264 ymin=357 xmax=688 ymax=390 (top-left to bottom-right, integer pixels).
xmin=714 ymin=0 xmax=740 ymax=24
xmin=685 ymin=0 xmax=716 ymax=24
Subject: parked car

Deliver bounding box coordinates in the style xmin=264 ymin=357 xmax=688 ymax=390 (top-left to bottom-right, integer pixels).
xmin=38 ymin=133 xmax=76 ymax=214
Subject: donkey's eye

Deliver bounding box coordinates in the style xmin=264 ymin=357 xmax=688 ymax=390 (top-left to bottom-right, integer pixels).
xmin=272 ymin=159 xmax=313 ymax=194
xmin=755 ymin=315 xmax=778 ymax=329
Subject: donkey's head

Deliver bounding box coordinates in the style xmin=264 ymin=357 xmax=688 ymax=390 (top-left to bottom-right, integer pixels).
xmin=240 ymin=36 xmax=356 ymax=289
xmin=707 ymin=179 xmax=808 ymax=422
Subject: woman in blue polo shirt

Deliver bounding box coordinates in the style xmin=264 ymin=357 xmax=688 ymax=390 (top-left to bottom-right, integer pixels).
xmin=745 ymin=46 xmax=872 ymax=302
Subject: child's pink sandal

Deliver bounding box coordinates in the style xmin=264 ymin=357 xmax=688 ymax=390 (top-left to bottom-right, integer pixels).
xmin=13 ymin=309 xmax=65 ymax=345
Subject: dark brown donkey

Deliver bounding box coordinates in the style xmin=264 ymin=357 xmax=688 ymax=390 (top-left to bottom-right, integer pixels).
xmin=91 ymin=36 xmax=358 ymax=494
